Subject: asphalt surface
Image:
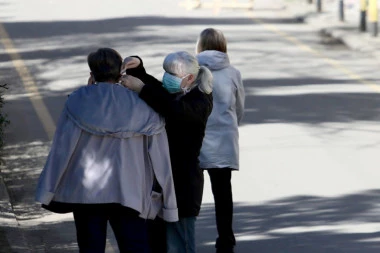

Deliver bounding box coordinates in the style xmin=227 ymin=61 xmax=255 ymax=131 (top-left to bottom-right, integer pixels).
xmin=1 ymin=0 xmax=380 ymax=252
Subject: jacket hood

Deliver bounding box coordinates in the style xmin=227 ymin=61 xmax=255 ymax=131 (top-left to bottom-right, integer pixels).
xmin=197 ymin=50 xmax=230 ymax=71
xmin=66 ymin=83 xmax=165 ymax=138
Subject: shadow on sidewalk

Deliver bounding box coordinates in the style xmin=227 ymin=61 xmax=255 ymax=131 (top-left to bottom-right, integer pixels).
xmin=242 ymin=77 xmax=380 ymax=125
xmin=0 ymin=16 xmax=303 ymax=40
xmin=0 ymin=14 xmax=302 ymax=103
xmin=2 ymin=134 xmax=380 ymax=252
xmin=1 ymin=187 xmax=380 ymax=252
xmin=198 ymin=190 xmax=380 ymax=253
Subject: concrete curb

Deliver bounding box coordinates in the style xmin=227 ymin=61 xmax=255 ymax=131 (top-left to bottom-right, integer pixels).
xmin=320 ymin=26 xmax=380 ymax=62
xmin=288 ymin=2 xmax=380 ymax=63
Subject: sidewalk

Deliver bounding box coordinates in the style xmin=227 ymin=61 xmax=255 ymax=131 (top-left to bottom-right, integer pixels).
xmin=0 ymin=173 xmax=29 ymax=253
xmin=285 ymin=0 xmax=380 ymax=62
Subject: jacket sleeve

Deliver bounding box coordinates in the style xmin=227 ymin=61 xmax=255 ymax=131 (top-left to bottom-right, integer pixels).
xmin=148 ymin=130 xmax=178 ymax=222
xmin=128 ymin=55 xmax=213 ymax=123
xmin=140 ymin=83 xmax=213 ymax=123
xmin=235 ymin=70 xmax=245 ymax=125
xmin=35 ymin=109 xmax=81 ymax=204
xmin=125 ymin=55 xmax=162 ymax=88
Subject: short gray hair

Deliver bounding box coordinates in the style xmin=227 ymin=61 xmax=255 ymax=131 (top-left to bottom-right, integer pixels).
xmin=163 ymin=51 xmax=213 ymax=94
xmin=163 ymin=51 xmax=199 ymax=77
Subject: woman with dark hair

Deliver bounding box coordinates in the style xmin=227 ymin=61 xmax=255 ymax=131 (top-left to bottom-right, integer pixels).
xmin=36 ymin=48 xmax=178 ymax=253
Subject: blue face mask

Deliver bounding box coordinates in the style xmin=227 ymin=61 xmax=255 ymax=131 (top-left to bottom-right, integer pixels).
xmin=162 ymin=72 xmax=183 ymax=93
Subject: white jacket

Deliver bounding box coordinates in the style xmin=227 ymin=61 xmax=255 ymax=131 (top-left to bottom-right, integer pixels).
xmin=197 ymin=50 xmax=245 ymax=170
xmin=35 ymin=83 xmax=178 ymax=222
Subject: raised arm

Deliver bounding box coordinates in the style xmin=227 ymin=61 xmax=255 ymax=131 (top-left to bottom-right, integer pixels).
xmin=124 ymin=56 xmax=162 ymax=88
xmin=121 ymin=56 xmax=213 ymax=122
xmin=139 ymin=83 xmax=213 ymax=122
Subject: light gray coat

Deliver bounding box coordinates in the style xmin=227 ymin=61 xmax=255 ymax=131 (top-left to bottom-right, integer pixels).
xmin=197 ymin=50 xmax=245 ymax=170
xmin=35 ymin=83 xmax=178 ymax=222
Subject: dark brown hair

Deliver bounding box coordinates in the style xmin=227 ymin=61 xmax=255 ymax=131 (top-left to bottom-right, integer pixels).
xmin=196 ymin=28 xmax=227 ymax=53
xmin=87 ymin=48 xmax=122 ymax=83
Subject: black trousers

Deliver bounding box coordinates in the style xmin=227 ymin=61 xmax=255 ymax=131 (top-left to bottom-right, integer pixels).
xmin=147 ymin=217 xmax=167 ymax=253
xmin=207 ymin=169 xmax=236 ymax=249
xmin=73 ymin=205 xmax=150 ymax=253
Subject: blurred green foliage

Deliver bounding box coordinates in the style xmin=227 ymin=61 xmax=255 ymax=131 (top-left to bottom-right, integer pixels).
xmin=0 ymin=84 xmax=9 ymax=149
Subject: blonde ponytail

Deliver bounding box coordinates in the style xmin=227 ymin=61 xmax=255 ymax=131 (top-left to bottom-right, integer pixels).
xmin=196 ymin=66 xmax=213 ymax=94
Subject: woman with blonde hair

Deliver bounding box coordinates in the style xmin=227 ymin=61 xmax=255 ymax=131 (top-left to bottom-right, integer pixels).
xmin=196 ymin=28 xmax=245 ymax=253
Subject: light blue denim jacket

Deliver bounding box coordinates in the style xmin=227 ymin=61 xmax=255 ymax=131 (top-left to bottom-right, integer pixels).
xmin=35 ymin=83 xmax=178 ymax=222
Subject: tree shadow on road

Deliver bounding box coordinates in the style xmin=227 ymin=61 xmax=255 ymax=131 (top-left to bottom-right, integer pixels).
xmin=1 ymin=16 xmax=303 ymax=40
xmin=0 ymin=14 xmax=302 ymax=103
xmin=198 ymin=190 xmax=380 ymax=253
xmin=3 ymin=13 xmax=374 ymax=130
xmin=242 ymin=77 xmax=380 ymax=125
xmin=2 ymin=185 xmax=380 ymax=252
xmin=2 ymin=138 xmax=380 ymax=252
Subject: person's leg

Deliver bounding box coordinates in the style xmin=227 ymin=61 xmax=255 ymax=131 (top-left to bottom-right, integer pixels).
xmin=73 ymin=209 xmax=108 ymax=253
xmin=208 ymin=169 xmax=236 ymax=252
xmin=109 ymin=209 xmax=150 ymax=253
xmin=147 ymin=217 xmax=167 ymax=253
xmin=166 ymin=217 xmax=196 ymax=253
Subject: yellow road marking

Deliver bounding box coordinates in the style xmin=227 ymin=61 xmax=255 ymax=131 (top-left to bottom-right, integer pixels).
xmin=250 ymin=15 xmax=380 ymax=93
xmin=0 ymin=23 xmax=56 ymax=140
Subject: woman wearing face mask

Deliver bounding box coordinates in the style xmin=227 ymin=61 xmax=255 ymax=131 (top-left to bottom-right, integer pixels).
xmin=121 ymin=51 xmax=213 ymax=253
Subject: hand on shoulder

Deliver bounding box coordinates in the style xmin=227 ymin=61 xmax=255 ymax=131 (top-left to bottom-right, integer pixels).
xmin=120 ymin=75 xmax=145 ymax=93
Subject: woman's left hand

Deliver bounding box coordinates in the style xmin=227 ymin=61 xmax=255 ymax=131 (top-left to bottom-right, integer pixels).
xmin=121 ymin=75 xmax=145 ymax=93
xmin=87 ymin=75 xmax=95 ymax=85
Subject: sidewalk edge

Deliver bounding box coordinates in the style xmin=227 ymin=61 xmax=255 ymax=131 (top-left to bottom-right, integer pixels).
xmin=290 ymin=5 xmax=380 ymax=63
xmin=0 ymin=172 xmax=31 ymax=253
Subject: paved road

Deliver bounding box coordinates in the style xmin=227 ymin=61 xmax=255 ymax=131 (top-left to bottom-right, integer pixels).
xmin=1 ymin=0 xmax=380 ymax=252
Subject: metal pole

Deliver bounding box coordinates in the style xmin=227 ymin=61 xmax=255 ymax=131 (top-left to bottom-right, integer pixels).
xmin=369 ymin=0 xmax=378 ymax=36
xmin=249 ymin=0 xmax=254 ymax=10
xmin=317 ymin=0 xmax=322 ymax=12
xmin=360 ymin=0 xmax=367 ymax=32
xmin=339 ymin=0 xmax=344 ymax=22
